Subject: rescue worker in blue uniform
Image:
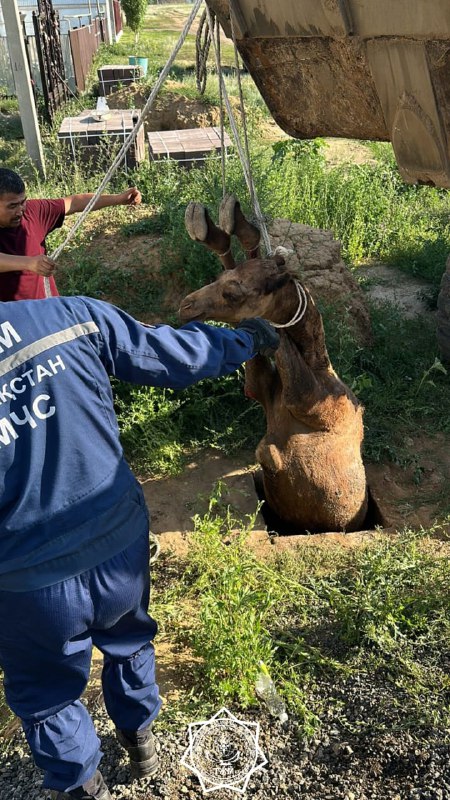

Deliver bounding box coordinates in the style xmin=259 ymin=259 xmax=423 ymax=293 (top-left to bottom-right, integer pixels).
xmin=0 ymin=295 xmax=279 ymax=800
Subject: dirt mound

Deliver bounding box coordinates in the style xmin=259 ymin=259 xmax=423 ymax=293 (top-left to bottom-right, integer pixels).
xmin=269 ymin=219 xmax=371 ymax=343
xmin=105 ymin=87 xmax=223 ymax=133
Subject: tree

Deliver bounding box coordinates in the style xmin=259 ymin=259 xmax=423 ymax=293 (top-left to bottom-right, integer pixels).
xmin=121 ymin=0 xmax=147 ymax=47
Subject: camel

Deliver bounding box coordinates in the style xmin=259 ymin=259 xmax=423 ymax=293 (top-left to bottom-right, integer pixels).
xmin=180 ymin=197 xmax=368 ymax=533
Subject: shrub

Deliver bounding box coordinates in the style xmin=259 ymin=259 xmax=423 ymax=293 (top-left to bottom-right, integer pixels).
xmin=121 ymin=0 xmax=148 ymax=47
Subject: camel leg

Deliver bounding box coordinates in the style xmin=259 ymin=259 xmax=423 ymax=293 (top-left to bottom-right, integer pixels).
xmin=219 ymin=194 xmax=261 ymax=258
xmin=185 ymin=202 xmax=236 ymax=270
xmin=244 ymin=354 xmax=280 ymax=411
xmin=275 ymin=334 xmax=328 ymax=425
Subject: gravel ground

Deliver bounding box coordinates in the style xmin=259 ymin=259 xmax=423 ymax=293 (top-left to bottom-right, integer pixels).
xmin=0 ymin=672 xmax=449 ymax=800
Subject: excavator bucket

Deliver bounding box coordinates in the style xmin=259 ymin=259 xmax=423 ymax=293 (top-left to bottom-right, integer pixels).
xmin=207 ymin=0 xmax=450 ymax=188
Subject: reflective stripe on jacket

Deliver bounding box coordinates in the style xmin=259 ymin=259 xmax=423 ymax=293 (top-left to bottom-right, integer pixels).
xmin=0 ymin=296 xmax=254 ymax=590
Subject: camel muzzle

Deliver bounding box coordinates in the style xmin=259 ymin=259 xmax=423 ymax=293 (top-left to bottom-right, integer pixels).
xmin=178 ymin=300 xmax=206 ymax=322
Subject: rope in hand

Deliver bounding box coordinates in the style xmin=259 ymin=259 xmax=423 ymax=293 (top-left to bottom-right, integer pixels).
xmin=44 ymin=0 xmax=204 ymax=297
xmin=45 ymin=0 xmax=272 ymax=296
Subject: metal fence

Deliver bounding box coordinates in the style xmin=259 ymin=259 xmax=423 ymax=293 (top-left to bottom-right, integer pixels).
xmin=0 ymin=38 xmax=14 ymax=94
xmin=70 ymin=18 xmax=107 ymax=92
xmin=0 ymin=0 xmax=116 ymax=97
xmin=0 ymin=31 xmax=77 ymax=96
xmin=113 ymin=0 xmax=122 ymax=35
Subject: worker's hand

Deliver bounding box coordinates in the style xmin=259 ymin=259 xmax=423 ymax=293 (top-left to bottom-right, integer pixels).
xmin=119 ymin=187 xmax=142 ymax=206
xmin=25 ymin=255 xmax=56 ymax=276
xmin=236 ymin=317 xmax=280 ymax=357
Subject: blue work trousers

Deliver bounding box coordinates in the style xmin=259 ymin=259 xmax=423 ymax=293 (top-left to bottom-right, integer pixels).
xmin=0 ymin=529 xmax=161 ymax=792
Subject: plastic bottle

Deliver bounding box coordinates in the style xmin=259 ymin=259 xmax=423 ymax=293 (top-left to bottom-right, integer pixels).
xmin=255 ymin=660 xmax=288 ymax=723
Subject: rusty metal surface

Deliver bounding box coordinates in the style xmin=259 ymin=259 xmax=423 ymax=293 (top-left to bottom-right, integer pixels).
xmin=69 ymin=20 xmax=105 ymax=93
xmin=113 ymin=0 xmax=123 ymax=36
xmin=207 ymin=0 xmax=450 ymax=187
xmin=32 ymin=0 xmax=69 ymax=121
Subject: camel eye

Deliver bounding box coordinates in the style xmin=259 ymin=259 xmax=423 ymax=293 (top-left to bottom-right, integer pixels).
xmin=223 ymin=280 xmax=244 ymax=303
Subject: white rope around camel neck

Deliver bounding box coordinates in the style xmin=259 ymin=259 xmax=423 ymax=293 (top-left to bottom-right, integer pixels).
xmin=270 ymin=280 xmax=308 ymax=328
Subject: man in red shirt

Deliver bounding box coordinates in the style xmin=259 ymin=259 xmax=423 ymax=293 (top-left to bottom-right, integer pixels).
xmin=0 ymin=168 xmax=142 ymax=301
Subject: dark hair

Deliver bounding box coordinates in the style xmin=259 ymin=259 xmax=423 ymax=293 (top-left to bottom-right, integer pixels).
xmin=0 ymin=169 xmax=25 ymax=197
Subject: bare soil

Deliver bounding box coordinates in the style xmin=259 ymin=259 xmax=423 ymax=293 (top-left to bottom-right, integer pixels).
xmin=358 ymin=263 xmax=435 ymax=318
xmin=143 ymin=433 xmax=449 ymax=561
xmin=105 ymin=86 xmax=237 ymax=135
xmin=323 ymin=137 xmax=377 ymax=168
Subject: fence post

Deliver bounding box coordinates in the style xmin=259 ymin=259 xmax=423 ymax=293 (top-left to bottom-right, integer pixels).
xmin=2 ymin=0 xmax=46 ymax=178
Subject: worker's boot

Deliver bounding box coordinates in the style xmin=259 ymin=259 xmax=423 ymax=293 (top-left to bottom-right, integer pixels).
xmin=116 ymin=724 xmax=159 ymax=779
xmin=184 ymin=202 xmax=235 ymax=270
xmin=50 ymin=770 xmax=112 ymax=799
xmin=219 ymin=194 xmax=261 ymax=257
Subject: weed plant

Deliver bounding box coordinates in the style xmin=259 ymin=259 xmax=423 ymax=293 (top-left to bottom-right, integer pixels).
xmin=321 ymin=301 xmax=450 ymax=465
xmin=153 ymin=487 xmax=450 ymax=734
xmin=2 ymin=112 xmax=448 ymax=476
xmin=1 ymin=7 xmax=449 ymax=477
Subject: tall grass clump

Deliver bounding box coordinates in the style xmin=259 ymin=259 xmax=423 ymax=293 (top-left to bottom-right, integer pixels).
xmin=114 ymin=367 xmax=264 ymax=478
xmin=326 ymin=530 xmax=450 ymax=649
xmin=187 ymin=492 xmax=276 ymax=705
xmin=134 ymin=134 xmax=450 ymax=293
xmin=264 ymin=138 xmax=450 ymax=280
xmin=178 ymin=485 xmax=319 ymax=731
xmin=265 ymin=139 xmax=400 ymax=262
xmin=321 ymin=300 xmax=449 ymax=464
xmin=168 ymin=495 xmax=450 ymax=732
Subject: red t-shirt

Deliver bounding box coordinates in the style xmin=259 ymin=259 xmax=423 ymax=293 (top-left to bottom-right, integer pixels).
xmin=0 ymin=198 xmax=65 ymax=300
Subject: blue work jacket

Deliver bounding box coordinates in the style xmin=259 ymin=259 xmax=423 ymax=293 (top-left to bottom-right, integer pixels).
xmin=0 ymin=296 xmax=254 ymax=591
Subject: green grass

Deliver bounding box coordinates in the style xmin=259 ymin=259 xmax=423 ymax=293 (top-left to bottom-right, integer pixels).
xmin=152 ymin=487 xmax=450 ymax=734
xmin=94 ymin=4 xmax=236 ymax=72
xmin=108 ymin=291 xmax=449 ymax=481
xmin=113 ymin=366 xmax=260 ymax=478
xmin=1 ymin=5 xmax=449 ymax=480
xmin=0 ymin=2 xmax=449 ymax=754
xmin=321 ymin=301 xmax=450 ymax=465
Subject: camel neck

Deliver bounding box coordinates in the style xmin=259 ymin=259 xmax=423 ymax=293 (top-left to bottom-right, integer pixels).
xmin=270 ymin=281 xmax=331 ymax=370
xmin=271 ymin=280 xmax=308 ymax=329
xmin=268 ymin=280 xmax=303 ymax=328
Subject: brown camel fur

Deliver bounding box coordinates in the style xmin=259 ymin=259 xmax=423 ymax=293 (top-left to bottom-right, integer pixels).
xmin=180 ymin=199 xmax=368 ymax=533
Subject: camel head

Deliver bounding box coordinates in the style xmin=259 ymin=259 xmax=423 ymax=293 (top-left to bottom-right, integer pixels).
xmin=179 ymin=255 xmax=300 ymax=325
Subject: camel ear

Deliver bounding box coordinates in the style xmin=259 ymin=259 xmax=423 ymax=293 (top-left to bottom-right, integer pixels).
xmin=264 ymin=271 xmax=291 ymax=295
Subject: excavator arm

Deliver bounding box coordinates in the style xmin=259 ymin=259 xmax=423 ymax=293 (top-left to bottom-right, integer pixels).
xmin=207 ymin=0 xmax=450 ymax=188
